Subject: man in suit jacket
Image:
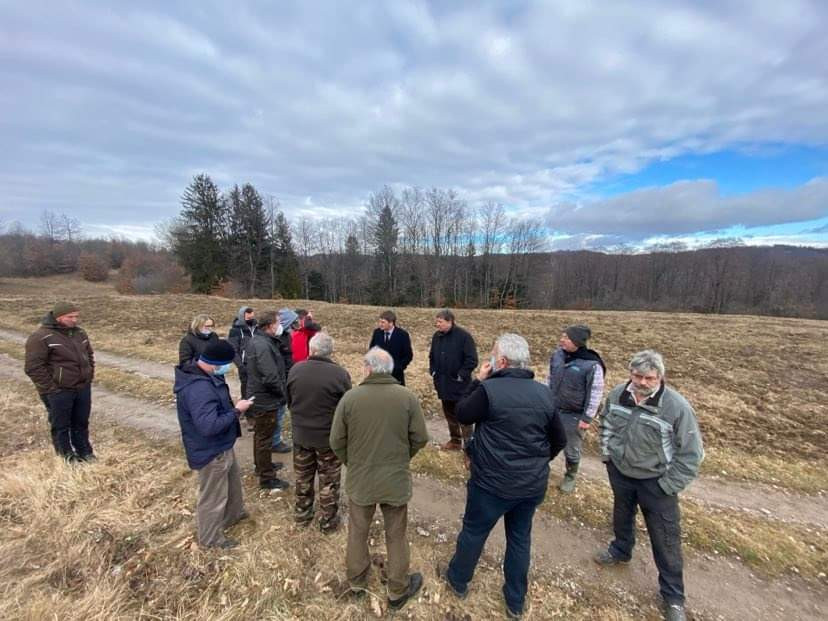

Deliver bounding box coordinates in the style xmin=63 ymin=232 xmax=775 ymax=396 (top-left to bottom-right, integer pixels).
xmin=368 ymin=310 xmax=413 ymax=386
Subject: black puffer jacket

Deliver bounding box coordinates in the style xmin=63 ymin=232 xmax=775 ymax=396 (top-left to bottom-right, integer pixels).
xmin=244 ymin=332 xmax=287 ymax=410
xmin=463 ymin=368 xmax=566 ymax=499
xmin=428 ymin=325 xmax=478 ymax=401
xmin=178 ymin=331 xmax=218 ymax=365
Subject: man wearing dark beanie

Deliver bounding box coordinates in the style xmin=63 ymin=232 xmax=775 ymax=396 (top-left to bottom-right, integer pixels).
xmin=547 ymin=324 xmax=606 ymax=493
xmin=24 ymin=302 xmax=96 ymax=462
xmin=174 ymin=338 xmax=255 ymax=548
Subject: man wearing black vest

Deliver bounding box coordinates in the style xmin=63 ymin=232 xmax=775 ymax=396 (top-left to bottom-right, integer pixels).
xmin=367 ymin=310 xmax=413 ymax=386
xmin=437 ymin=333 xmax=567 ymax=619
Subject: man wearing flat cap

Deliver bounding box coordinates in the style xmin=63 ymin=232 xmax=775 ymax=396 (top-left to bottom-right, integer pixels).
xmin=25 ymin=302 xmax=96 ymax=462
xmin=547 ymin=324 xmax=606 ymax=493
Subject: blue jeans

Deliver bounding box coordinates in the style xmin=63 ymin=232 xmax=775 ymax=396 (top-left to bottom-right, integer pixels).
xmin=447 ymin=479 xmax=544 ymax=614
xmin=271 ymin=404 xmax=287 ymax=447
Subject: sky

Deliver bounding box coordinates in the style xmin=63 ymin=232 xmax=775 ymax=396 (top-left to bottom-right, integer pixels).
xmin=1 ymin=0 xmax=827 ymax=250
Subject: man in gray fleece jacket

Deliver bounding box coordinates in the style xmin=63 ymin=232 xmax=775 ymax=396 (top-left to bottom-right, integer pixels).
xmin=595 ymin=350 xmax=704 ymax=621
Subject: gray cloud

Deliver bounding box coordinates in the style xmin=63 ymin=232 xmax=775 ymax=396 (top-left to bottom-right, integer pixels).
xmin=547 ymin=177 xmax=828 ymax=237
xmin=0 ymin=1 xmax=827 ymax=236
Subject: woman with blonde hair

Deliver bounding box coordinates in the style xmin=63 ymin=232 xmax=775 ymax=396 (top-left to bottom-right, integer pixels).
xmin=178 ymin=313 xmax=219 ymax=365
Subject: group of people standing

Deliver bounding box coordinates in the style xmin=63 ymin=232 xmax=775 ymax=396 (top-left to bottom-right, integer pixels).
xmin=24 ymin=301 xmax=703 ymax=621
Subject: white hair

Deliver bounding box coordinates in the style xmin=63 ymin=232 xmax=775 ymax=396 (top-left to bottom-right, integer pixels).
xmin=309 ymin=332 xmax=333 ymax=357
xmin=629 ymin=350 xmax=665 ymax=377
xmin=364 ymin=346 xmax=394 ymax=374
xmin=494 ymin=333 xmax=531 ymax=369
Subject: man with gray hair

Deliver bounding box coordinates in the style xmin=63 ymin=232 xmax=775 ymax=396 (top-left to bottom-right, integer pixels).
xmin=286 ymin=332 xmax=352 ymax=532
xmin=438 ymin=333 xmax=567 ymax=619
xmin=330 ymin=347 xmax=429 ymax=611
xmin=595 ymin=350 xmax=704 ymax=621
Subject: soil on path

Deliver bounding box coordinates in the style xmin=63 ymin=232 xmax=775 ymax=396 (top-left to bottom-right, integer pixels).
xmin=3 ymin=327 xmax=823 ymax=530
xmin=0 ymin=354 xmax=824 ymax=620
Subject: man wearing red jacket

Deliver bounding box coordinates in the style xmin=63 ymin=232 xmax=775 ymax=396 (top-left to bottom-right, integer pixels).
xmin=290 ymin=309 xmax=321 ymax=364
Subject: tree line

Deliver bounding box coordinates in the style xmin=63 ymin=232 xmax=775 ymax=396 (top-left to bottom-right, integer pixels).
xmin=166 ymin=175 xmax=827 ymax=319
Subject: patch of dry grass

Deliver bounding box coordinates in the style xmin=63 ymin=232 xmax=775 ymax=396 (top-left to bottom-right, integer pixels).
xmin=0 ymin=378 xmax=665 ymax=621
xmin=412 ymin=447 xmax=828 ymax=581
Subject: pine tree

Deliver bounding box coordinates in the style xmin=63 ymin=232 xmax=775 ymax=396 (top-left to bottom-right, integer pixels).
xmin=271 ymin=211 xmax=301 ymax=298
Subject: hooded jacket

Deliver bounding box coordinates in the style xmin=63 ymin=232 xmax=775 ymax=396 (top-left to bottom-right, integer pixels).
xmin=24 ymin=312 xmax=95 ymax=394
xmin=244 ymin=331 xmax=287 ymax=410
xmin=227 ymin=306 xmax=257 ymax=367
xmin=173 ymin=361 xmax=241 ymax=470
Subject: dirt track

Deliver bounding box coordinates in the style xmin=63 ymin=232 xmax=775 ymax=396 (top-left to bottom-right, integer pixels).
xmin=2 ymin=327 xmax=823 ymax=530
xmin=1 ymin=350 xmax=825 ymax=620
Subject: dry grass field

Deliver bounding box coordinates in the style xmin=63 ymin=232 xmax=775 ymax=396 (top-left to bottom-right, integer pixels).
xmin=0 ymin=273 xmax=826 ymax=620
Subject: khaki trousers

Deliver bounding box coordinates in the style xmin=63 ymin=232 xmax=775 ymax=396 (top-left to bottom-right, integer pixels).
xmin=196 ymin=448 xmax=245 ymax=546
xmin=346 ymin=500 xmax=410 ymax=600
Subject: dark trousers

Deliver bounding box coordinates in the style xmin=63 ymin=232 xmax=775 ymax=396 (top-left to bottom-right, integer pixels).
xmin=238 ymin=367 xmax=249 ymax=399
xmin=252 ymin=409 xmax=277 ymax=482
xmin=293 ymin=444 xmax=342 ymax=530
xmin=607 ymin=461 xmax=685 ymax=605
xmin=447 ymin=480 xmax=544 ymax=614
xmin=441 ymin=400 xmax=472 ymax=445
xmin=43 ymin=385 xmax=93 ymax=458
xmin=347 ymin=501 xmax=410 ymax=600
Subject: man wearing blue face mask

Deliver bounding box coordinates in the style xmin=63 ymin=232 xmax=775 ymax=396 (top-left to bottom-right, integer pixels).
xmin=174 ymin=339 xmax=254 ymax=548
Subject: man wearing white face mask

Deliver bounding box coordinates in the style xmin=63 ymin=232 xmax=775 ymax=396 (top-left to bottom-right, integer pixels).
xmin=174 ymin=339 xmax=254 ymax=548
xmin=244 ymin=311 xmax=291 ymax=490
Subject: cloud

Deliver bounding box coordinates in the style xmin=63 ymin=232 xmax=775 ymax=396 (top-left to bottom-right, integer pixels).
xmin=547 ymin=177 xmax=828 ymax=238
xmin=0 ymin=1 xmax=827 ymax=234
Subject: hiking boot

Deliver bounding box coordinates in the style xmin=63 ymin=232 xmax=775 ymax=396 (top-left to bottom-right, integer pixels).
xmin=436 ymin=561 xmax=468 ymax=599
xmin=440 ymin=440 xmax=462 ymax=451
xmin=260 ymin=478 xmax=290 ymax=491
xmin=593 ymin=549 xmax=630 ymax=566
xmin=558 ymin=461 xmax=579 ymax=493
xmin=663 ymin=602 xmax=687 ymax=621
xmin=388 ymin=572 xmax=423 ymax=611
xmin=271 ymin=441 xmax=292 ymax=454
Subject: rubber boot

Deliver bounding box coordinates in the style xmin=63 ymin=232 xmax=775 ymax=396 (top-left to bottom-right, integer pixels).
xmin=559 ymin=461 xmax=579 ymax=493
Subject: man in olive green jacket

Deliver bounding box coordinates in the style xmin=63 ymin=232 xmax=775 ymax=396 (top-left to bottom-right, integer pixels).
xmin=330 ymin=347 xmax=429 ymax=611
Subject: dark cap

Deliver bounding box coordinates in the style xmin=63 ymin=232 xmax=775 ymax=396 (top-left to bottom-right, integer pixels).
xmin=565 ymin=325 xmax=591 ymax=348
xmin=200 ymin=339 xmax=235 ymax=365
xmin=53 ymin=302 xmax=80 ymax=318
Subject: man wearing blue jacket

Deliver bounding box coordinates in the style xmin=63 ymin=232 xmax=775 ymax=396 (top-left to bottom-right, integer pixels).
xmin=174 ymin=339 xmax=254 ymax=549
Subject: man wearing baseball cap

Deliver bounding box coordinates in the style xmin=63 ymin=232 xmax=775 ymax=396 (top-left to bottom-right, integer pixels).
xmin=24 ymin=302 xmax=96 ymax=462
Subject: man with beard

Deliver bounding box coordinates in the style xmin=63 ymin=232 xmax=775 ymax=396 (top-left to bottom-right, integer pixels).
xmin=547 ymin=324 xmax=605 ymax=493
xmin=595 ymin=350 xmax=704 ymax=621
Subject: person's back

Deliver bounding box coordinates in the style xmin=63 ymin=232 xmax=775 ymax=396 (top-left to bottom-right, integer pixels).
xmin=288 ymin=354 xmax=351 ymax=447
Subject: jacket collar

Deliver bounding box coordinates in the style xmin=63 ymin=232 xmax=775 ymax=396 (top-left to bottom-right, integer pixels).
xmin=307 ymin=355 xmax=334 ymax=364
xmin=620 ymin=380 xmax=666 ymax=412
xmin=360 ymin=372 xmax=399 ymax=385
xmin=489 ymin=367 xmax=535 ymax=380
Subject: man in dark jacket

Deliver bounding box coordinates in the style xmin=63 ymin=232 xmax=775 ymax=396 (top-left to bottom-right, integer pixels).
xmin=227 ymin=306 xmax=257 ymax=398
xmin=368 ymin=310 xmax=413 ymax=386
xmin=287 ymin=332 xmax=351 ymax=532
xmin=438 ymin=333 xmax=566 ymax=619
xmin=174 ymin=339 xmax=253 ymax=548
xmin=244 ymin=311 xmax=290 ymax=490
xmin=271 ymin=307 xmax=299 ymax=453
xmin=547 ymin=324 xmax=605 ymax=493
xmin=428 ymin=309 xmax=478 ymax=450
xmin=24 ymin=302 xmax=96 ymax=461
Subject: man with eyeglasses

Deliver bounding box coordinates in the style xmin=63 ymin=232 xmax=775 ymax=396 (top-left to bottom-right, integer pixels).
xmin=595 ymin=350 xmax=704 ymax=621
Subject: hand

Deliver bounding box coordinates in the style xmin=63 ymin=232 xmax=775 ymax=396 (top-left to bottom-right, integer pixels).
xmin=235 ymin=398 xmax=254 ymax=413
xmin=477 ymin=361 xmax=493 ymax=381
xmin=577 ymin=420 xmax=591 ymax=430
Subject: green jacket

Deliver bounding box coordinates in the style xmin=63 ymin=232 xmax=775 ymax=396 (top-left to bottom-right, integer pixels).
xmin=599 ymin=382 xmax=704 ymax=496
xmin=330 ymin=373 xmax=429 ymax=506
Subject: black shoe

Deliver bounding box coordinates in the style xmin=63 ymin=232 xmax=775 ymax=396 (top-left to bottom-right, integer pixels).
xmin=260 ymin=478 xmax=290 ymax=490
xmin=271 ymin=441 xmax=292 ymax=454
xmin=270 ymin=461 xmax=285 ymax=471
xmin=663 ymin=602 xmax=687 ymax=621
xmin=436 ymin=561 xmax=468 ymax=599
xmin=215 ymin=538 xmax=240 ymax=549
xmin=388 ymin=572 xmax=423 ymax=611
xmin=593 ymin=549 xmax=630 ymax=566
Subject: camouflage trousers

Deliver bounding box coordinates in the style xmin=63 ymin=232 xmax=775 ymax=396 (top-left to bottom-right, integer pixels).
xmin=293 ymin=445 xmax=342 ymax=531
